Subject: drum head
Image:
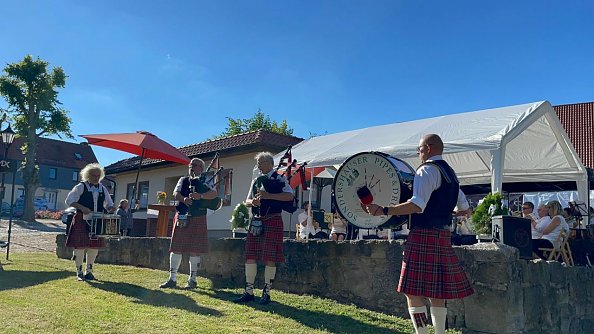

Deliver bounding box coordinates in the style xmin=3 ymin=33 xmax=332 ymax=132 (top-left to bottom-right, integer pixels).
xmin=332 ymin=152 xmax=414 ymax=229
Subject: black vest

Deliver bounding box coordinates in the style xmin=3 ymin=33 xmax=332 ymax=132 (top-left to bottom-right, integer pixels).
xmin=175 ymin=176 xmax=208 ymax=216
xmin=410 ymin=160 xmax=459 ymax=229
xmin=77 ymin=182 xmax=106 ymax=213
xmin=252 ymin=173 xmax=289 ymax=216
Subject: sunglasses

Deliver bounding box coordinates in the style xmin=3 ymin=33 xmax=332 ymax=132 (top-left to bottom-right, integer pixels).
xmin=416 ymin=143 xmax=433 ymax=153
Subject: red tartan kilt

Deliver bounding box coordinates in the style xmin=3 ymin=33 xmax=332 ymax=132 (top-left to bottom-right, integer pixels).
xmin=169 ymin=214 xmax=208 ymax=254
xmin=65 ymin=212 xmax=105 ymax=249
xmin=397 ymin=227 xmax=474 ymax=299
xmin=245 ymin=214 xmax=285 ymax=263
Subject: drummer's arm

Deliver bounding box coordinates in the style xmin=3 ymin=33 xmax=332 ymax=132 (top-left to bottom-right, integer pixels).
xmin=69 ymin=202 xmax=92 ymax=215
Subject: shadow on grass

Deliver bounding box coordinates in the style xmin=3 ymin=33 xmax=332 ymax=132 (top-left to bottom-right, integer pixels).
xmin=0 ymin=269 xmax=72 ymax=291
xmin=89 ymin=280 xmax=222 ymax=316
xmin=212 ymin=289 xmax=405 ymax=334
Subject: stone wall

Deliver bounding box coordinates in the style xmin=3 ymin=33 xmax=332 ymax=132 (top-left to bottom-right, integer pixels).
xmin=56 ymin=235 xmax=594 ymax=333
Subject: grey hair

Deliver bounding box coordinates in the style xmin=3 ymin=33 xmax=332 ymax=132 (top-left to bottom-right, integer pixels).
xmin=80 ymin=163 xmax=105 ymax=182
xmin=254 ymin=152 xmax=274 ymax=165
xmin=189 ymin=158 xmax=205 ymax=170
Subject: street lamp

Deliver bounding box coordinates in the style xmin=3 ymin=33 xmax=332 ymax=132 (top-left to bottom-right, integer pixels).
xmin=0 ymin=123 xmax=16 ymax=206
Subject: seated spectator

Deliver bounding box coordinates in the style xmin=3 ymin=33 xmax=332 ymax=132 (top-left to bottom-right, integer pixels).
xmin=563 ymin=207 xmax=578 ymax=228
xmin=532 ymin=200 xmax=570 ymax=259
xmin=527 ymin=203 xmax=551 ymax=239
xmin=330 ymin=212 xmax=347 ymax=241
xmin=298 ymin=202 xmax=328 ymax=240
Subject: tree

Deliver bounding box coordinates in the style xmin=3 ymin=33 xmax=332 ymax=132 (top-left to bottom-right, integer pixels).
xmin=0 ymin=55 xmax=72 ymax=221
xmin=211 ymin=109 xmax=294 ymax=139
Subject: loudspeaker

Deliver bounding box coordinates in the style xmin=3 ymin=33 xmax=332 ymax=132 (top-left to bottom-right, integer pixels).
xmin=491 ymin=216 xmax=533 ymax=259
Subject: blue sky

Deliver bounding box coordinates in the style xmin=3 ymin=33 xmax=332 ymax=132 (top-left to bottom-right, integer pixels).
xmin=1 ymin=1 xmax=593 ymax=166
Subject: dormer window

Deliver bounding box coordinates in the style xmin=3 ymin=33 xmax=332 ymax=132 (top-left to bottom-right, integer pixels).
xmin=74 ymin=153 xmax=82 ymax=160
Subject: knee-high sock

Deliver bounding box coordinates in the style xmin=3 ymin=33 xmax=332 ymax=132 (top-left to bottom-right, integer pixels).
xmin=73 ymin=249 xmax=85 ymax=273
xmin=86 ymin=249 xmax=99 ymax=273
xmin=408 ymin=306 xmax=429 ymax=334
xmin=264 ymin=266 xmax=276 ymax=293
xmin=430 ymin=307 xmax=447 ymax=334
xmin=245 ymin=263 xmax=257 ymax=295
xmin=168 ymin=252 xmax=182 ymax=281
xmin=189 ymin=256 xmax=201 ymax=281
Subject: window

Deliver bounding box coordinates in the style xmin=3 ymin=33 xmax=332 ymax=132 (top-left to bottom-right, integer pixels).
xmin=126 ymin=181 xmax=149 ymax=210
xmin=74 ymin=153 xmax=83 ymax=160
xmin=49 ymin=168 xmax=57 ymax=180
xmin=72 ymin=171 xmax=79 ymax=182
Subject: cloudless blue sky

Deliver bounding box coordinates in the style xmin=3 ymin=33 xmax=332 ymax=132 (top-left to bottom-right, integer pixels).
xmin=1 ymin=1 xmax=593 ymax=165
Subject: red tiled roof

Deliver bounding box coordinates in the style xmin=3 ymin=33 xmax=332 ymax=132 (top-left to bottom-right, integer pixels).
xmin=105 ymin=129 xmax=303 ymax=174
xmin=6 ymin=137 xmax=98 ymax=169
xmin=554 ymin=102 xmax=594 ymax=169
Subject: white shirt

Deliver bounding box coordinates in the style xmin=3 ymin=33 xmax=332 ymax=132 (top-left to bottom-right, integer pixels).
xmin=65 ymin=182 xmax=114 ymax=210
xmin=298 ymin=210 xmax=320 ymax=239
xmin=408 ymin=156 xmax=469 ymax=213
xmin=532 ymin=215 xmax=551 ymax=239
xmin=539 ymin=215 xmax=569 ymax=246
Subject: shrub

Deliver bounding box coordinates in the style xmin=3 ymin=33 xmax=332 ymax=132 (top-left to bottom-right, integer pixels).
xmin=471 ymin=192 xmax=509 ymax=234
xmin=35 ymin=210 xmax=62 ymax=220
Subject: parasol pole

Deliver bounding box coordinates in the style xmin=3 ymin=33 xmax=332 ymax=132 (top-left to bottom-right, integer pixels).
xmin=132 ymin=148 xmax=145 ymax=210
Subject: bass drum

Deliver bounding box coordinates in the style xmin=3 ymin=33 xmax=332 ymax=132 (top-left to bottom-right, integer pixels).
xmin=332 ymin=152 xmax=415 ymax=229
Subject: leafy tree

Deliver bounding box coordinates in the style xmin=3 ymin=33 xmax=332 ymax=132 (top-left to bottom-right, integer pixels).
xmin=211 ymin=109 xmax=293 ymax=139
xmin=0 ymin=55 xmax=72 ymax=221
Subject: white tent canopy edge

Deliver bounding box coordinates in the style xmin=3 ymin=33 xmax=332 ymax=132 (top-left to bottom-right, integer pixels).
xmin=278 ymin=101 xmax=588 ymax=223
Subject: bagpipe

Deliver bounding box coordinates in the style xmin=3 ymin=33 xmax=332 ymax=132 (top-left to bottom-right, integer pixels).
xmin=251 ymin=146 xmax=307 ymax=216
xmin=176 ymin=153 xmax=225 ymax=214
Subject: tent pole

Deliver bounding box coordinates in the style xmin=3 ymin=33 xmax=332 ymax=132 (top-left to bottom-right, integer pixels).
xmin=133 ymin=148 xmax=145 ymax=210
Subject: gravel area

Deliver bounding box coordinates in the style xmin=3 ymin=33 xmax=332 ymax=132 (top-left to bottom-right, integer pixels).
xmin=0 ymin=218 xmax=65 ymax=253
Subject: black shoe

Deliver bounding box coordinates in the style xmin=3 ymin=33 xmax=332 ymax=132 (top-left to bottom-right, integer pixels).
xmin=159 ymin=279 xmax=177 ymax=289
xmin=84 ymin=272 xmax=96 ymax=281
xmin=233 ymin=291 xmax=255 ymax=303
xmin=76 ymin=272 xmax=85 ymax=281
xmin=184 ymin=279 xmax=197 ymax=290
xmin=259 ymin=293 xmax=271 ymax=305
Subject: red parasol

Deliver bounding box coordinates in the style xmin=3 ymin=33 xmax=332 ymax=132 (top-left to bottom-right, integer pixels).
xmin=80 ymin=131 xmax=190 ymax=207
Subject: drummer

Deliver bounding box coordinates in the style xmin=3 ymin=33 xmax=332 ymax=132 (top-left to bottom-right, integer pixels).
xmin=364 ymin=134 xmax=473 ymax=334
xmin=65 ymin=163 xmax=115 ymax=281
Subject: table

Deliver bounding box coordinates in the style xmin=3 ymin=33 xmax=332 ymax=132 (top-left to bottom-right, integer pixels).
xmin=147 ymin=204 xmax=176 ymax=237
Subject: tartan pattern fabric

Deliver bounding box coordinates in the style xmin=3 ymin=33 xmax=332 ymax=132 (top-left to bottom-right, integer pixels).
xmin=169 ymin=214 xmax=208 ymax=254
xmin=65 ymin=212 xmax=105 ymax=248
xmin=413 ymin=312 xmax=429 ymax=328
xmin=397 ymin=227 xmax=474 ymax=299
xmin=244 ymin=214 xmax=285 ymax=263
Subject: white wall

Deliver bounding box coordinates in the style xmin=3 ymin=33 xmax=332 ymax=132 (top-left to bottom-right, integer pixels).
xmin=112 ymin=152 xmax=259 ymax=231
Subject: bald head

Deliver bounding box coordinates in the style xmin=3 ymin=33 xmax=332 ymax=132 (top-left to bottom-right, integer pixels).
xmin=421 ymin=134 xmax=444 ymax=155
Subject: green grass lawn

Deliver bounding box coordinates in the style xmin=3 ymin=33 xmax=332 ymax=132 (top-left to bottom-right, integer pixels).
xmin=0 ymin=253 xmax=461 ymax=334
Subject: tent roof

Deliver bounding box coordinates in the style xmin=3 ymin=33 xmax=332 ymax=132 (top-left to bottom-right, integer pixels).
xmin=280 ymin=101 xmax=587 ymax=187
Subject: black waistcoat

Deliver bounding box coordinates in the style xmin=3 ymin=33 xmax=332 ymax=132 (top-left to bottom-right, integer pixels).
xmin=77 ymin=182 xmax=106 ymax=213
xmin=410 ymin=160 xmax=459 ymax=229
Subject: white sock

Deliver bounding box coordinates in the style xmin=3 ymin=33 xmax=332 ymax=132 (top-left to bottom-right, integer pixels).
xmin=408 ymin=306 xmax=429 ymax=334
xmin=168 ymin=253 xmax=182 ymax=281
xmin=86 ymin=249 xmax=99 ymax=273
xmin=73 ymin=249 xmax=85 ymax=273
xmin=245 ymin=263 xmax=257 ymax=295
xmin=189 ymin=256 xmax=201 ymax=281
xmin=264 ymin=266 xmax=276 ymax=293
xmin=430 ymin=306 xmax=447 ymax=334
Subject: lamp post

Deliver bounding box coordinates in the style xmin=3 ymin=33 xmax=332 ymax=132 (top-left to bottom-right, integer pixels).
xmin=0 ymin=123 xmax=16 ymax=207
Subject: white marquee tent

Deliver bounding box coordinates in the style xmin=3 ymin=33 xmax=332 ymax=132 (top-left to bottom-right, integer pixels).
xmin=277 ymin=101 xmax=590 ymax=211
